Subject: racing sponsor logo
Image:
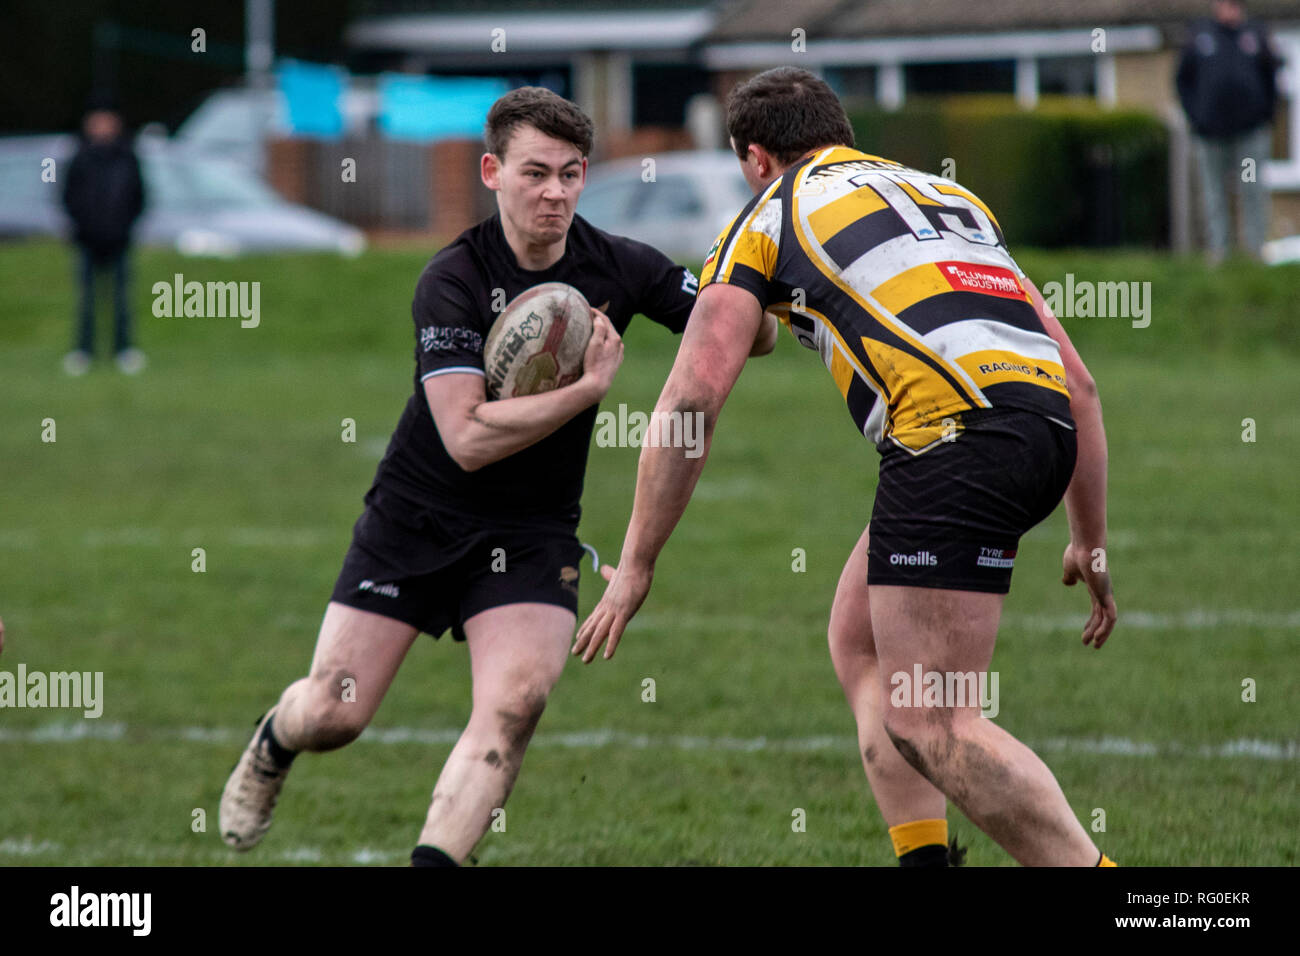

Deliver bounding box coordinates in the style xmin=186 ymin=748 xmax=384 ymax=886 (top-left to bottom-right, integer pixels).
xmin=974 ymin=361 xmax=1067 ymax=389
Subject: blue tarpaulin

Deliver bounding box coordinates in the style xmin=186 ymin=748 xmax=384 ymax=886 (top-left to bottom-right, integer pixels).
xmin=379 ymin=75 xmax=510 ymax=141
xmin=277 ymin=59 xmax=345 ymax=137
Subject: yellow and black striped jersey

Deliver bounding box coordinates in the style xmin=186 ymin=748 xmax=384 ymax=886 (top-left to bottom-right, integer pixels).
xmin=700 ymin=146 xmax=1074 ymax=453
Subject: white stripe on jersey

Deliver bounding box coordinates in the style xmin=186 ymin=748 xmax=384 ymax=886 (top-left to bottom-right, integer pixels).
xmin=420 ymin=366 xmax=486 ymax=381
xmin=920 ymin=319 xmax=1064 ymax=367
xmin=839 ymin=232 xmax=1025 ymax=298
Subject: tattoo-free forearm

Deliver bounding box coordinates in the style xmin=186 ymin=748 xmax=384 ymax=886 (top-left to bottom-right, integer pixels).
xmin=450 ymin=378 xmax=602 ymax=471
xmin=1063 ymin=381 xmax=1108 ymax=549
xmin=620 ymin=402 xmax=716 ymax=570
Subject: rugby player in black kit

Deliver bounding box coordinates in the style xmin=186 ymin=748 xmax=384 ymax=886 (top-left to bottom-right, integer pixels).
xmin=219 ymin=87 xmax=772 ymax=866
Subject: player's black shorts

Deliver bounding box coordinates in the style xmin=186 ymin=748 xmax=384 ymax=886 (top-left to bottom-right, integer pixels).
xmin=329 ymin=486 xmax=585 ymax=640
xmin=867 ymin=408 xmax=1077 ymax=594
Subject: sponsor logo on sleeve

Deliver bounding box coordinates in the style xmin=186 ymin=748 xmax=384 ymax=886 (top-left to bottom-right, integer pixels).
xmin=420 ymin=326 xmax=484 ymax=355
xmin=703 ymin=236 xmax=722 ymax=268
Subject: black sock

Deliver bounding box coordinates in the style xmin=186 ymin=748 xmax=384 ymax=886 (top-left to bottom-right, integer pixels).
xmin=258 ymin=714 xmax=298 ymax=769
xmin=898 ymin=843 xmax=949 ymax=867
xmin=411 ymin=845 xmax=458 ymax=867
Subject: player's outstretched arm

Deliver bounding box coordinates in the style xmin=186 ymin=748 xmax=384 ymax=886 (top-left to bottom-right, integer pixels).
xmin=1024 ymin=275 xmax=1117 ymax=648
xmin=425 ymin=310 xmax=623 ymax=472
xmin=574 ymin=283 xmax=763 ymax=662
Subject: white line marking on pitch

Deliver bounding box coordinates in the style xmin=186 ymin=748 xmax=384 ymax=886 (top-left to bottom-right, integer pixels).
xmin=0 ymin=837 xmax=405 ymax=864
xmin=626 ymin=608 xmax=1300 ymax=632
xmin=1 ymin=723 xmax=1294 ymax=759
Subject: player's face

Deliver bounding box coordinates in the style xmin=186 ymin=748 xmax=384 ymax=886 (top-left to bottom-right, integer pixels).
xmin=486 ymin=125 xmax=587 ymax=248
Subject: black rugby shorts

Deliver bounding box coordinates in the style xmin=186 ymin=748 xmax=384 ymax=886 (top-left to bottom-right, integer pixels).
xmin=867 ymin=408 xmax=1077 ymax=594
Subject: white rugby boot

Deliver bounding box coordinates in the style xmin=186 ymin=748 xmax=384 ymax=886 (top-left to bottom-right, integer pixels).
xmin=220 ymin=709 xmax=293 ymax=850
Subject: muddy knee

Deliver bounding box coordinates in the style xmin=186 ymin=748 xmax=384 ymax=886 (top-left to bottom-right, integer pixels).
xmin=297 ymin=677 xmax=369 ymax=749
xmin=492 ymin=689 xmax=548 ymax=758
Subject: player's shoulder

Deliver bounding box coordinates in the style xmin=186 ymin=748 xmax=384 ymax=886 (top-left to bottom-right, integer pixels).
xmin=567 ymin=213 xmax=673 ymax=270
xmin=416 ymin=219 xmax=499 ymax=297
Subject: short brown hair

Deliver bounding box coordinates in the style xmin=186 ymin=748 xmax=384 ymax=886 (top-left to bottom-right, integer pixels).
xmin=726 ymin=67 xmax=855 ymax=166
xmin=484 ymin=87 xmax=594 ymax=158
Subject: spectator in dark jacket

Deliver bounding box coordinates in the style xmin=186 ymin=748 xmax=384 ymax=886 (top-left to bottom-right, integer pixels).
xmin=61 ymin=97 xmax=147 ymax=375
xmin=1176 ymin=0 xmax=1280 ymax=263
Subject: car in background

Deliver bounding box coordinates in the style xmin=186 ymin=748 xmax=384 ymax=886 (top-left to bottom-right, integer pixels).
xmin=577 ymin=150 xmax=753 ymax=261
xmin=0 ymin=134 xmax=365 ymax=257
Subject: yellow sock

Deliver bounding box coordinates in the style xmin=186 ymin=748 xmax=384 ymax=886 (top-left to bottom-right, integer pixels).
xmin=1098 ymin=853 xmax=1118 ymax=867
xmin=889 ymin=818 xmax=948 ymax=858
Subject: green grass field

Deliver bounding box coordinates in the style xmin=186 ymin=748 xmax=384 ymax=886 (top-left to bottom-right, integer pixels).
xmin=2 ymin=239 xmax=1297 ymax=866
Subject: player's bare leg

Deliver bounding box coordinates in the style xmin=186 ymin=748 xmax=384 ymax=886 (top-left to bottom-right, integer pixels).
xmin=415 ymin=602 xmax=573 ymax=863
xmin=870 ymin=585 xmax=1100 ymax=866
xmin=828 ymin=527 xmax=947 ymax=830
xmin=220 ymin=603 xmax=419 ymax=849
xmin=272 ymin=602 xmax=419 ymax=750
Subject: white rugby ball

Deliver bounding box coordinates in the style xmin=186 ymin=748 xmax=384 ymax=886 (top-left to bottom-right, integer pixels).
xmin=483 ymin=282 xmax=593 ymax=399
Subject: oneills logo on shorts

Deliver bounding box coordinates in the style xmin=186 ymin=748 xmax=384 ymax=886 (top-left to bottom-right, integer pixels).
xmin=358 ymin=579 xmax=400 ymax=598
xmin=889 ymin=550 xmax=938 ymax=567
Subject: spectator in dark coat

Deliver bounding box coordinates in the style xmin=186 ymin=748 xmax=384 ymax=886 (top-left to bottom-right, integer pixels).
xmin=61 ymin=97 xmax=147 ymax=375
xmin=1176 ymin=0 xmax=1280 ymax=263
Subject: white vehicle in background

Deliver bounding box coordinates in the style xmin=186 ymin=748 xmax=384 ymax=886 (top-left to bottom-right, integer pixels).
xmin=0 ymin=134 xmax=365 ymax=257
xmin=1261 ymin=235 xmax=1300 ymax=265
xmin=578 ymin=150 xmax=753 ymax=261
xmin=174 ymin=86 xmax=381 ymax=175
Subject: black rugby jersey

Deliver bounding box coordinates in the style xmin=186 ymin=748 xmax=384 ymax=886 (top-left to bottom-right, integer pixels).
xmin=370 ymin=213 xmax=697 ymax=528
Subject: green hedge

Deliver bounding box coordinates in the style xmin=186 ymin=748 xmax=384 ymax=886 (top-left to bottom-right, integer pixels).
xmin=848 ymin=96 xmax=1170 ymax=249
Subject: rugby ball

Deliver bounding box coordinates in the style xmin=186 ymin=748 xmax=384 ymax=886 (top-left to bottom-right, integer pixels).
xmin=483 ymin=282 xmax=593 ymax=399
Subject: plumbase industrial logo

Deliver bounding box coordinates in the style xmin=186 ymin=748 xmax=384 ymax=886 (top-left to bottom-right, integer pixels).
xmin=152 ymin=273 xmax=261 ymax=328
xmin=0 ymin=665 xmax=103 ymax=718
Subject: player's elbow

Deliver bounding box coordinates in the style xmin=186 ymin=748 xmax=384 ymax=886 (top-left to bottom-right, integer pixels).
xmin=441 ymin=427 xmax=489 ymax=473
xmin=451 ymin=445 xmax=491 ymax=474
xmin=1069 ymin=371 xmax=1099 ymax=403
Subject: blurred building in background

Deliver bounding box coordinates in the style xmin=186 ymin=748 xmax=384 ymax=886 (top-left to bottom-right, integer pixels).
xmin=3 ymin=0 xmax=1297 ymax=251
xmin=325 ymin=0 xmax=1297 ymax=248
